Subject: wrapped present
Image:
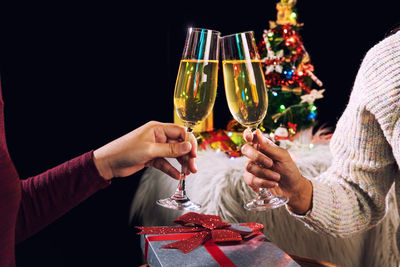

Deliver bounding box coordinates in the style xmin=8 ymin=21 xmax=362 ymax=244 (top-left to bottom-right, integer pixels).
xmin=226 ymin=131 xmax=246 ymax=148
xmin=197 ymin=130 xmax=242 ymax=158
xmin=136 ymin=212 xmax=299 ymax=267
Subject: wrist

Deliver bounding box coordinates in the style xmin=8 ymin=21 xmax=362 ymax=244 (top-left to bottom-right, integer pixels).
xmin=287 ymin=176 xmax=313 ymax=215
xmin=93 ymin=148 xmax=114 ymax=181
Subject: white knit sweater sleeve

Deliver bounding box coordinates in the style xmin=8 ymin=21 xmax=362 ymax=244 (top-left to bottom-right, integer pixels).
xmin=290 ymin=31 xmax=400 ymax=237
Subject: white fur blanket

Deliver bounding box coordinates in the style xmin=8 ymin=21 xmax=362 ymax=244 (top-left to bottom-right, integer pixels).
xmin=130 ymin=143 xmax=399 ymax=267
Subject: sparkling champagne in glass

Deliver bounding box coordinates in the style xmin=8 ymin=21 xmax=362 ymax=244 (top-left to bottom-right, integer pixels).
xmin=156 ymin=28 xmax=220 ymax=211
xmin=221 ymin=31 xmax=288 ymax=210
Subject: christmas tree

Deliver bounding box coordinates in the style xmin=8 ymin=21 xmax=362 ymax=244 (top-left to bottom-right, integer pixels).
xmin=259 ymin=0 xmax=324 ymax=138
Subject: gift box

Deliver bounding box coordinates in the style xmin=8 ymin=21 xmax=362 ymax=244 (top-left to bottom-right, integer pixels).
xmin=137 ymin=213 xmax=299 ymax=267
xmin=197 ymin=130 xmax=242 ymax=158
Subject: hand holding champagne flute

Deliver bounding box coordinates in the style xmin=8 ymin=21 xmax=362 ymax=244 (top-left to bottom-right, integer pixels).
xmin=157 ymin=28 xmax=220 ymax=211
xmin=221 ymin=31 xmax=288 ymax=210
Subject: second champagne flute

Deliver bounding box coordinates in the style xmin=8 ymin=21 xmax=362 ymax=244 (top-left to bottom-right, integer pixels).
xmin=221 ymin=31 xmax=288 ymax=211
xmin=156 ymin=28 xmax=220 ymax=211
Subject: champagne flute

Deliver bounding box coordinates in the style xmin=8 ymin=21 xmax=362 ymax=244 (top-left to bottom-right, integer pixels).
xmin=156 ymin=27 xmax=220 ymax=211
xmin=221 ymin=31 xmax=288 ymax=210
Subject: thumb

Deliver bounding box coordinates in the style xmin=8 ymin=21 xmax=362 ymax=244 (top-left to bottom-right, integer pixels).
xmin=151 ymin=141 xmax=192 ymax=158
xmin=255 ymin=130 xmax=283 ymax=159
xmin=243 ymin=128 xmax=254 ymax=143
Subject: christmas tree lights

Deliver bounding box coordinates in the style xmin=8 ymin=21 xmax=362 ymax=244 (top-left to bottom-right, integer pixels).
xmin=259 ymin=0 xmax=325 ymax=137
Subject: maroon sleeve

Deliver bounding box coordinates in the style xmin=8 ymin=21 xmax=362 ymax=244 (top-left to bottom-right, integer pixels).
xmin=15 ymin=151 xmax=111 ymax=243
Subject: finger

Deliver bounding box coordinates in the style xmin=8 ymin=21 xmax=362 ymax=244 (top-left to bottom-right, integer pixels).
xmin=243 ymin=171 xmax=258 ymax=192
xmin=150 ymin=141 xmax=192 ymax=159
xmin=243 ymin=170 xmax=278 ymax=189
xmin=159 ymin=123 xmax=187 ymax=141
xmin=241 ymin=144 xmax=273 ymax=168
xmin=255 ymin=129 xmax=285 ymax=160
xmin=166 ymin=132 xmax=197 ymax=158
xmin=175 ymin=156 xmax=196 ymax=175
xmin=243 ymin=128 xmax=254 ymax=143
xmin=160 ymin=123 xmax=197 ymax=159
xmin=187 ymin=132 xmax=198 ymax=158
xmin=253 ymin=176 xmax=279 ymax=189
xmin=176 ymin=156 xmax=197 ymax=174
xmin=187 ymin=157 xmax=198 ymax=173
xmin=150 ymin=158 xmax=181 ymax=180
xmin=245 ymin=161 xmax=280 ymax=182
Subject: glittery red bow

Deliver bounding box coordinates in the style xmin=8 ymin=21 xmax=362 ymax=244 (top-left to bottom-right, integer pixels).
xmin=136 ymin=212 xmax=264 ymax=254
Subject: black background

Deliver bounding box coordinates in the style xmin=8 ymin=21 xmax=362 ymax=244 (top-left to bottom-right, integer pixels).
xmin=0 ymin=1 xmax=398 ymax=266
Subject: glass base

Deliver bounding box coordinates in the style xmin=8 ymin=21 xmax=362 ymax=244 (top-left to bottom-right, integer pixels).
xmin=156 ymin=197 xmax=201 ymax=211
xmin=244 ymin=195 xmax=288 ymax=211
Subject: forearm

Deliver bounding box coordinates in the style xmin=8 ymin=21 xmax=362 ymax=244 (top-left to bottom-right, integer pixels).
xmin=15 ymin=151 xmax=110 ymax=243
xmin=288 ymin=165 xmax=394 ymax=237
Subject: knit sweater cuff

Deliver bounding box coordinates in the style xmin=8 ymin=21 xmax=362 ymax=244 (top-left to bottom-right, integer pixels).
xmin=286 ymin=178 xmax=332 ymax=231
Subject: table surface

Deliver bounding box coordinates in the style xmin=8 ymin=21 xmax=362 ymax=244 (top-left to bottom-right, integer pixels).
xmin=138 ymin=254 xmax=341 ymax=267
xmin=289 ymin=254 xmax=342 ymax=267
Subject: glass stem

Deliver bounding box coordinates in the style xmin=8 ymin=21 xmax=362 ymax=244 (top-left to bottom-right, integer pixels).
xmin=259 ymin=187 xmax=273 ymax=199
xmin=171 ymin=127 xmax=192 ymax=201
xmin=249 ymin=126 xmax=274 ymax=200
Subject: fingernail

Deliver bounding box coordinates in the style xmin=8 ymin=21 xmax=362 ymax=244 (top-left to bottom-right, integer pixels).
xmin=240 ymin=144 xmax=249 ymax=154
xmin=193 ymin=162 xmax=198 ymax=172
xmin=246 ymin=162 xmax=253 ymax=172
xmin=181 ymin=142 xmax=192 ymax=152
xmin=263 ymin=159 xmax=272 ymax=167
xmin=272 ymin=173 xmax=280 ymax=181
xmin=265 ymin=137 xmax=277 ymax=146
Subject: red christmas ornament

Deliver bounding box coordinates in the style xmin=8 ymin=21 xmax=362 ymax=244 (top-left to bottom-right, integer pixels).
xmin=287 ymin=122 xmax=297 ymax=132
xmin=265 ymin=72 xmax=282 ymax=87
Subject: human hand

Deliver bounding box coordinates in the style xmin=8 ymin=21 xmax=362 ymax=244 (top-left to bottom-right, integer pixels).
xmin=93 ymin=121 xmax=197 ymax=181
xmin=241 ymin=129 xmax=313 ymax=214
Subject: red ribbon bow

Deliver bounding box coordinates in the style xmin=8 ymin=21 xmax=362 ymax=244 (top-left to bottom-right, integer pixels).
xmin=136 ymin=212 xmax=264 ymax=254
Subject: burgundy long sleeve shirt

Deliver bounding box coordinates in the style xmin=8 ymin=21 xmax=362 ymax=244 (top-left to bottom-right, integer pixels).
xmin=0 ymin=88 xmax=110 ymax=266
